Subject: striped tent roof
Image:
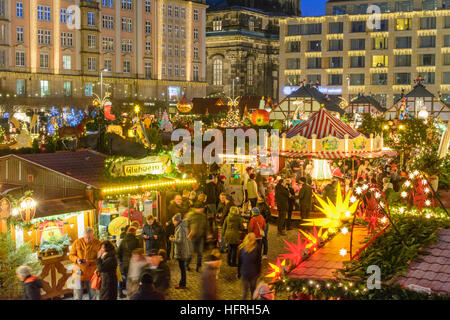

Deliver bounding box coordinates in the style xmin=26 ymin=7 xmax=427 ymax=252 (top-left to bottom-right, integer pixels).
xmin=286 ymin=108 xmax=362 ymax=139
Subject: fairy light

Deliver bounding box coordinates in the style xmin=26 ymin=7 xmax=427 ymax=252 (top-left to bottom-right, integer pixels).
xmin=102 ymin=179 xmax=197 ymax=194
xmin=362 ymin=184 xmax=368 ymax=190
xmin=344 ymin=211 xmax=351 ymax=218
xmin=424 ymin=188 xmax=430 ymax=193
xmin=404 ymin=180 xmax=411 ymax=187
xmin=413 ymin=170 xmax=419 ymax=176
xmin=350 ymin=196 xmax=357 ymax=203
xmin=426 ymin=213 xmax=431 ymax=219
xmin=422 ymin=179 xmax=427 ymax=185
xmin=399 ymin=207 xmax=405 ymax=214
xmin=380 ymin=216 xmax=387 ymax=224
xmin=401 ymin=191 xmax=407 ymax=198
xmin=425 ymin=200 xmax=431 ymax=206
xmin=409 ymin=173 xmax=414 ymax=179
xmin=375 ymin=192 xmax=380 ymax=199
xmin=339 ymin=248 xmax=347 ymax=256
xmin=355 ymin=187 xmax=362 ymax=195
xmin=341 ymin=227 xmax=349 ymax=235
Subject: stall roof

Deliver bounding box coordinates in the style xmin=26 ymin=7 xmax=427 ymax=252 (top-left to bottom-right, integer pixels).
xmin=349 ymin=95 xmax=387 ymax=112
xmin=191 ymin=96 xmax=263 ymax=115
xmin=287 ymin=85 xmax=345 ymax=116
xmin=0 ymin=183 xmax=22 ymax=195
xmin=11 ymin=150 xmax=108 ymax=189
xmin=35 ymin=196 xmax=96 ymax=218
xmin=405 ymin=83 xmax=435 ymax=98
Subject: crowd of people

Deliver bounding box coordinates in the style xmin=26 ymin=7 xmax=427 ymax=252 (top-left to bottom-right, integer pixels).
xmin=16 ymin=157 xmax=404 ymax=301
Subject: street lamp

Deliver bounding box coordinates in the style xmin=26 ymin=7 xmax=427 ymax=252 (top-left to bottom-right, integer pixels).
xmin=232 ymin=76 xmax=239 ymax=100
xmin=18 ymin=197 xmax=37 ymax=223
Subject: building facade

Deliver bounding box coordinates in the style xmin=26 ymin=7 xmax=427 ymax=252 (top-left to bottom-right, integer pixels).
xmin=206 ymin=6 xmax=281 ymax=100
xmin=279 ymin=0 xmax=450 ymax=109
xmin=0 ymin=0 xmax=207 ymax=113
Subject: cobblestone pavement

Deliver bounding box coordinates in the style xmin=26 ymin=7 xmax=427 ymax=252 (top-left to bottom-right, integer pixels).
xmin=165 ymin=222 xmax=299 ymax=300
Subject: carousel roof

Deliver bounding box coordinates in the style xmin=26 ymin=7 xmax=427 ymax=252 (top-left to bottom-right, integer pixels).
xmin=286 ymin=108 xmax=362 ymax=139
xmin=349 ymin=94 xmax=387 ymax=112
xmin=288 ymin=84 xmax=345 ymax=116
xmin=405 ymin=83 xmax=435 ymax=98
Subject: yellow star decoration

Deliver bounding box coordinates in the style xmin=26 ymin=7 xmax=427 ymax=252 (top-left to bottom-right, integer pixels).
xmin=266 ymin=259 xmax=286 ymax=280
xmin=302 ymin=183 xmax=360 ymax=230
xmin=299 ymin=226 xmax=328 ymax=252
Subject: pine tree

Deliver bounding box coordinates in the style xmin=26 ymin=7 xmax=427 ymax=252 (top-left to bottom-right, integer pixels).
xmin=223 ymin=106 xmax=241 ymax=127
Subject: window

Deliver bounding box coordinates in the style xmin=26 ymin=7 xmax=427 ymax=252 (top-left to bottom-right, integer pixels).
xmin=122 ymin=0 xmax=132 ymax=10
xmin=444 ymin=72 xmax=450 ymax=84
xmin=40 ymin=80 xmax=49 ymax=97
xmin=194 ymin=28 xmax=199 ymax=40
xmin=63 ymin=81 xmax=71 ymax=96
xmin=213 ymin=59 xmax=223 ymax=85
xmin=85 ymin=83 xmax=93 ymax=96
xmin=395 ymin=1 xmax=413 ymax=12
xmin=302 ymin=23 xmax=322 ymax=35
xmin=351 ymin=21 xmax=366 ymax=33
xmin=307 ymin=58 xmax=322 ymax=69
xmin=333 ymin=6 xmax=346 ymax=15
xmin=87 ymin=12 xmax=96 ymax=26
xmin=104 ymin=59 xmax=112 ymax=72
xmin=145 ymin=21 xmax=152 ymax=34
xmin=168 ymin=45 xmax=172 ymax=56
xmin=329 ymin=22 xmax=343 ymax=34
xmin=372 ymin=73 xmax=387 ymax=85
xmin=446 ymin=16 xmax=450 ymax=28
xmin=373 ymin=37 xmax=388 ymax=50
xmin=420 ymin=36 xmax=436 ymax=48
xmin=354 ymin=4 xmax=368 ymax=14
xmin=181 ymin=26 xmax=185 ymax=38
xmin=145 ymin=41 xmax=152 ymax=54
xmin=308 ymin=40 xmax=321 ymax=52
xmin=444 ymin=0 xmax=450 ymax=9
xmin=445 ymin=35 xmax=450 ymax=47
xmin=249 ymin=18 xmax=255 ymax=31
xmin=420 ymin=17 xmax=436 ymax=30
xmin=328 ymin=74 xmax=342 ymax=85
xmin=395 ymin=73 xmax=410 ymax=84
xmin=102 ymin=37 xmax=114 ymax=51
xmin=16 ymin=79 xmax=25 ymax=95
xmin=372 ymin=20 xmax=389 ymax=31
xmin=396 ymin=55 xmax=411 ymax=67
xmin=194 ymin=9 xmax=199 ymax=21
xmin=121 ymin=18 xmax=132 ymax=32
xmin=168 ymin=25 xmax=172 ymax=35
xmin=372 ymin=55 xmax=388 ymax=67
xmin=213 ymin=18 xmax=222 ymax=31
xmin=194 ymin=47 xmax=199 ymax=60
xmin=181 ymin=66 xmax=185 ymax=77
xmin=174 ymin=44 xmax=179 ymax=57
xmin=328 ymin=40 xmax=343 ymax=51
xmin=181 ymin=46 xmax=185 ymax=57
xmin=0 ymin=50 xmax=5 ymax=67
xmin=15 ymin=51 xmax=25 ymax=67
xmin=162 ymin=4 xmax=165 ymax=16
xmin=287 ymin=24 xmax=301 ymax=36
xmin=162 ymin=64 xmax=165 ymax=76
xmin=396 ymin=36 xmax=411 ymax=48
xmin=350 ymin=39 xmax=365 ymax=50
xmin=175 ymin=65 xmax=179 ymax=77
xmin=193 ymin=65 xmax=199 ymax=81
xmin=329 ymin=57 xmax=343 ymax=68
xmin=396 ymin=18 xmax=411 ymax=31
xmin=16 ymin=27 xmax=24 ymax=43
xmin=121 ymin=40 xmax=132 ymax=53
xmin=168 ymin=64 xmax=172 ymax=76
xmin=61 ymin=8 xmax=68 ymax=23
xmin=17 ymin=1 xmax=23 ymax=18
xmin=175 ymin=7 xmax=179 ymax=17
xmin=422 ymin=0 xmax=437 ymax=10
xmin=145 ymin=62 xmax=152 ymax=78
xmin=286 ymin=58 xmax=301 ymax=70
xmin=88 ymin=57 xmax=96 ymax=71
xmin=38 ymin=30 xmax=51 ymax=45
xmin=307 ymin=74 xmax=321 ymax=84
xmin=43 ymin=6 xmax=51 ymax=21
xmin=421 ymin=72 xmax=435 ymax=84
xmin=162 ymin=44 xmax=165 ymax=56
xmin=145 ymin=1 xmax=151 ymax=13
xmin=175 ymin=25 xmax=179 ymax=37
xmin=102 ymin=0 xmax=113 ymax=8
xmin=286 ymin=41 xmax=300 ymax=53
xmin=62 ymin=55 xmax=71 ymax=70
xmin=61 ymin=32 xmax=73 ymax=47
xmin=123 ymin=60 xmax=131 ymax=73
xmin=102 ymin=15 xmax=114 ymax=29
xmin=350 ymin=56 xmax=365 ymax=68
xmin=88 ymin=35 xmax=96 ymax=49
xmin=350 ymin=74 xmax=365 ymax=85
xmin=247 ymin=60 xmax=254 ymax=86
xmin=444 ymin=53 xmax=450 ymax=65
xmin=419 ymin=54 xmax=435 ymax=66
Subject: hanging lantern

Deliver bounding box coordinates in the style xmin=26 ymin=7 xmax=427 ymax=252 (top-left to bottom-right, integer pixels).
xmin=177 ymin=95 xmax=193 ymax=113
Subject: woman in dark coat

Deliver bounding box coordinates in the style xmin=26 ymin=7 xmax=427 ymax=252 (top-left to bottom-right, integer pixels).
xmin=237 ymin=233 xmax=261 ymax=300
xmin=96 ymin=240 xmax=118 ymax=300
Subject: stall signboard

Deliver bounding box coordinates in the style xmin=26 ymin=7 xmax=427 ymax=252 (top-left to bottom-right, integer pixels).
xmin=109 ymin=155 xmax=172 ymax=177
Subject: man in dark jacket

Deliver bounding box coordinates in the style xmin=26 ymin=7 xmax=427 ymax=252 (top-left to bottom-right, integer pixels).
xmin=142 ymin=215 xmax=163 ymax=254
xmin=217 ymin=193 xmax=233 ymax=253
xmin=322 ymin=180 xmax=337 ymax=204
xmin=298 ymin=177 xmax=313 ymax=220
xmin=286 ymin=178 xmax=296 ymax=230
xmin=275 ymin=179 xmax=290 ymax=236
xmin=129 ymin=272 xmax=165 ymax=300
xmin=118 ymin=226 xmax=142 ymax=298
xmin=186 ymin=201 xmax=208 ymax=272
xmin=165 ymin=195 xmax=188 ymax=259
xmin=16 ymin=265 xmax=42 ymax=300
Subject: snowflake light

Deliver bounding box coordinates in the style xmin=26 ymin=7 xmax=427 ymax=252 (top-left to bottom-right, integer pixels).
xmin=425 ymin=188 xmax=430 ymax=193
xmin=380 ymin=216 xmax=387 ymax=224
xmin=425 ymin=200 xmax=431 ymax=206
xmin=426 ymin=213 xmax=431 ymax=219
xmin=375 ymin=192 xmax=381 ymax=199
xmin=341 ymin=227 xmax=349 ymax=235
xmin=401 ymin=191 xmax=408 ymax=198
xmin=409 ymin=173 xmax=414 ymax=179
xmin=350 ymin=196 xmax=357 ymax=203
xmin=362 ymin=184 xmax=369 ymax=190
xmin=404 ymin=180 xmax=411 ymax=187
xmin=399 ymin=207 xmax=405 ymax=214
xmin=339 ymin=248 xmax=347 ymax=256
xmin=355 ymin=187 xmax=362 ymax=195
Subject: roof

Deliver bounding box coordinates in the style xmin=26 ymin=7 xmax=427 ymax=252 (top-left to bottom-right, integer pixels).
xmin=289 ymin=226 xmax=368 ymax=280
xmin=191 ymin=96 xmax=263 ymax=115
xmin=405 ymin=83 xmax=435 ymax=98
xmin=11 ymin=150 xmax=108 ymax=189
xmin=35 ymin=196 xmax=96 ymax=218
xmin=288 ymin=85 xmax=345 ymax=115
xmin=0 ymin=183 xmax=22 ymax=195
xmin=395 ymin=229 xmax=450 ymax=295
xmin=286 ymin=108 xmax=362 ymax=139
xmin=349 ymin=95 xmax=387 ymax=112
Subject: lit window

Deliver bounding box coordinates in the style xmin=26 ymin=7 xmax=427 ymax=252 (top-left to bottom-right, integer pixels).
xmin=40 ymin=80 xmax=50 ymax=97
xmin=62 ymin=55 xmax=71 ymax=70
xmin=372 ymin=55 xmax=388 ymax=67
xmin=213 ymin=59 xmax=223 ymax=85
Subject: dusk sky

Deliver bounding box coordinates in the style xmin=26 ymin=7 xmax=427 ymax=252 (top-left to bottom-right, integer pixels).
xmin=302 ymin=0 xmax=327 ymax=16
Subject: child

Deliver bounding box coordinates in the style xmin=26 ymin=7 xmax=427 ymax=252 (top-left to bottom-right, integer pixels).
xmin=16 ymin=265 xmax=42 ymax=300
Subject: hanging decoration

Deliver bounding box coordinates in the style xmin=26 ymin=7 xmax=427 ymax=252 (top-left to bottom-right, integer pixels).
xmin=266 ymin=258 xmax=287 ymax=283
xmin=177 ymin=95 xmax=193 ymax=113
xmin=280 ymin=232 xmax=309 ymax=266
xmin=299 ymin=225 xmax=329 ymax=252
xmin=251 ymin=109 xmax=270 ymax=126
xmin=400 ymin=171 xmax=436 ymax=213
xmin=221 ymin=106 xmax=241 ymax=128
xmin=399 ymin=98 xmax=410 ymax=120
xmin=159 ymin=112 xmax=173 ymax=133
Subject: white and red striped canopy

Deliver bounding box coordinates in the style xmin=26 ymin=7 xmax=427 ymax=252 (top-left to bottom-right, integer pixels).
xmin=286 ymin=108 xmax=362 ymax=139
xmin=281 ymin=150 xmax=397 ymax=159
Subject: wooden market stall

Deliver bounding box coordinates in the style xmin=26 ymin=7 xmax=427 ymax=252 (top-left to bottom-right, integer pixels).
xmin=346 ymin=94 xmax=387 ymax=115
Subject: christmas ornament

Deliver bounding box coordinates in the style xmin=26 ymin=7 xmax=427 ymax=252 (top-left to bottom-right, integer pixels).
xmin=251 ymin=109 xmax=270 ymax=126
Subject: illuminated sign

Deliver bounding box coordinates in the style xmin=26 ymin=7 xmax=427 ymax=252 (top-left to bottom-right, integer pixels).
xmin=168 ymin=87 xmax=181 ymax=100
xmin=318 ymin=86 xmax=343 ymax=95
xmin=124 ymin=162 xmax=165 ymax=176
xmin=109 ymin=155 xmax=173 ymax=177
xmin=282 ymin=86 xmax=300 ymax=95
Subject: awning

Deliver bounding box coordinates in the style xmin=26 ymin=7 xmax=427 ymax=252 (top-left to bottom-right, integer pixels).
xmin=281 ymin=150 xmax=398 ymax=159
xmin=35 ymin=196 xmax=95 ymax=219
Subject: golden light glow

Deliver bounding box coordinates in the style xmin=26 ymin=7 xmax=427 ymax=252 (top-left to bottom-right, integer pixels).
xmin=339 ymin=248 xmax=347 ymax=256
xmin=266 ymin=259 xmax=286 ymax=280
xmin=285 ymin=69 xmax=302 ymax=75
xmin=348 ymin=51 xmax=366 ymax=56
xmin=417 ymin=66 xmax=436 ymax=73
xmin=300 ymin=227 xmax=328 ymax=251
xmin=134 ymin=105 xmax=141 ymax=113
xmin=305 ymin=52 xmax=322 ymax=58
xmin=102 ymin=179 xmax=197 ymax=194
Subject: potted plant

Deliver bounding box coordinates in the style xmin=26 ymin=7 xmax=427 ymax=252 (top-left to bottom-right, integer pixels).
xmin=38 ymin=234 xmax=71 ymax=259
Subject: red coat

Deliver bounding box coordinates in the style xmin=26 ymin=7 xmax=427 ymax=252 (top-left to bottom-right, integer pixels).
xmin=248 ymin=215 xmax=266 ymax=239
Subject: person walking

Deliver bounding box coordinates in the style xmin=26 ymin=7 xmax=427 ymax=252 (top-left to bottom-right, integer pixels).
xmin=145 ymin=249 xmax=171 ymax=294
xmin=96 ymin=240 xmax=118 ymax=300
xmin=222 ymin=206 xmax=243 ymax=266
xmin=165 ymin=194 xmax=188 ymax=259
xmin=170 ymin=213 xmax=190 ymax=289
xmin=69 ymin=227 xmax=101 ymax=300
xmin=129 ymin=273 xmax=165 ymax=300
xmin=247 ymin=207 xmax=266 ymax=257
xmin=237 ymin=233 xmax=261 ymax=300
xmin=204 ymin=175 xmax=219 ymax=229
xmin=322 ymin=180 xmax=337 ymax=204
xmin=286 ymin=179 xmax=296 ymax=231
xmin=201 ymin=254 xmax=222 ymax=300
xmin=142 ymin=215 xmax=162 ymax=254
xmin=275 ymin=179 xmax=290 ymax=236
xmin=217 ymin=193 xmax=233 ymax=253
xmin=117 ymin=226 xmax=142 ymax=298
xmin=256 ymin=198 xmax=270 ymax=259
xmin=247 ymin=173 xmax=259 ymax=208
xmin=298 ymin=177 xmax=313 ymax=220
xmin=16 ymin=265 xmax=42 ymax=300
xmin=242 ymin=167 xmax=254 ymax=203
xmin=186 ymin=201 xmax=208 ymax=272
xmin=126 ymin=248 xmax=148 ymax=298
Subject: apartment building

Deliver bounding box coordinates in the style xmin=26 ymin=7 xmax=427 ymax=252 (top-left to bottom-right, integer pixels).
xmin=0 ymin=0 xmax=207 ymax=113
xmin=279 ymin=0 xmax=450 ymax=109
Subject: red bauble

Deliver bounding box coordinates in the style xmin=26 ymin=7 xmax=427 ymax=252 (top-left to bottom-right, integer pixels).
xmin=251 ymin=109 xmax=270 ymax=126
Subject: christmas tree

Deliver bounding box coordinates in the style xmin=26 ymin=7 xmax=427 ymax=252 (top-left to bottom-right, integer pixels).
xmin=222 ymin=106 xmax=241 ymax=127
xmin=159 ymin=111 xmax=173 ymax=132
